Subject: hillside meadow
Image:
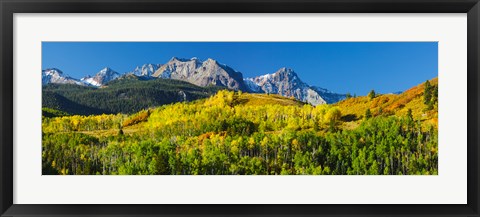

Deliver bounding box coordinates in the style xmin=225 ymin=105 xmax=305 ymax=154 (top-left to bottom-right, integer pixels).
xmin=42 ymin=79 xmax=438 ymax=175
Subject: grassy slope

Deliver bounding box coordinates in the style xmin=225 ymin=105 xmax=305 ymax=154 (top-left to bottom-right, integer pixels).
xmin=234 ymin=93 xmax=306 ymax=106
xmin=335 ymin=78 xmax=438 ymax=129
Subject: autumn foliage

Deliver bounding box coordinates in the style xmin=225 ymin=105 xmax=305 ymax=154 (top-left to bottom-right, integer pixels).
xmin=42 ymin=79 xmax=438 ymax=175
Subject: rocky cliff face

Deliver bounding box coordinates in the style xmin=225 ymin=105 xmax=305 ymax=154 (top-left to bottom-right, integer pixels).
xmin=129 ymin=64 xmax=161 ymax=77
xmin=152 ymin=57 xmax=247 ymax=91
xmin=245 ymin=67 xmax=331 ymax=106
xmin=311 ymin=86 xmax=347 ymax=104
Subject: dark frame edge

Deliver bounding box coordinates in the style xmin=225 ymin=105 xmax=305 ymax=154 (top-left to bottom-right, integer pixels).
xmin=0 ymin=0 xmax=14 ymax=216
xmin=1 ymin=0 xmax=480 ymax=217
xmin=468 ymin=1 xmax=480 ymax=216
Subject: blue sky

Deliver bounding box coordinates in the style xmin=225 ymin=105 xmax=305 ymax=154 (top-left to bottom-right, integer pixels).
xmin=42 ymin=42 xmax=437 ymax=95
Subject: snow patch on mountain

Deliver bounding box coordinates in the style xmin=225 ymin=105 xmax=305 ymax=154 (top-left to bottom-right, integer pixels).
xmin=42 ymin=68 xmax=84 ymax=86
xmin=243 ymin=78 xmax=262 ymax=92
xmin=81 ymin=67 xmax=121 ymax=87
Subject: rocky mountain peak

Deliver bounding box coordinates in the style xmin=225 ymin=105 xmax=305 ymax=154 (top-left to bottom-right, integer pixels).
xmin=245 ymin=67 xmax=329 ymax=105
xmin=43 ymin=68 xmax=64 ymax=75
xmin=152 ymin=57 xmax=247 ymax=91
xmin=81 ymin=67 xmax=120 ymax=87
xmin=42 ymin=57 xmax=345 ymax=105
xmin=130 ymin=63 xmax=161 ymax=77
xmin=42 ymin=68 xmax=83 ymax=86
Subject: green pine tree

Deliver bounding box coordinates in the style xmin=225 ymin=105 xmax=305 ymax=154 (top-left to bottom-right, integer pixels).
xmin=365 ymin=108 xmax=372 ymax=119
xmin=368 ymin=90 xmax=376 ymax=100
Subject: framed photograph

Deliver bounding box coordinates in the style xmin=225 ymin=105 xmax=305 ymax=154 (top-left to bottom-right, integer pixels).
xmin=1 ymin=0 xmax=479 ymax=216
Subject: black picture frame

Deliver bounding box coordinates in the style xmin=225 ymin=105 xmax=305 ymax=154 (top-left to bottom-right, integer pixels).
xmin=1 ymin=0 xmax=479 ymax=216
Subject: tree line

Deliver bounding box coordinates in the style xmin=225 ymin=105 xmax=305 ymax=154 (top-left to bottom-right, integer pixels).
xmin=42 ymin=78 xmax=223 ymax=115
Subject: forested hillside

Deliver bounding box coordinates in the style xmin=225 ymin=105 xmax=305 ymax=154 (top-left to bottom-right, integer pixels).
xmin=42 ymin=79 xmax=438 ymax=175
xmin=42 ymin=77 xmax=224 ymax=115
xmin=337 ymin=78 xmax=438 ymax=129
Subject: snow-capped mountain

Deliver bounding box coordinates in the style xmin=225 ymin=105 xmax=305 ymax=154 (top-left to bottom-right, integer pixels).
xmin=128 ymin=63 xmax=162 ymax=77
xmin=152 ymin=57 xmax=247 ymax=91
xmin=245 ymin=67 xmax=344 ymax=106
xmin=42 ymin=68 xmax=84 ymax=86
xmin=42 ymin=58 xmax=346 ymax=105
xmin=81 ymin=67 xmax=121 ymax=87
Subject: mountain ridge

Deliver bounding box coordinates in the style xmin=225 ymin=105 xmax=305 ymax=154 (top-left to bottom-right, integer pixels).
xmin=128 ymin=63 xmax=162 ymax=77
xmin=42 ymin=68 xmax=84 ymax=86
xmin=151 ymin=57 xmax=248 ymax=91
xmin=244 ymin=67 xmax=341 ymax=105
xmin=42 ymin=57 xmax=347 ymax=105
